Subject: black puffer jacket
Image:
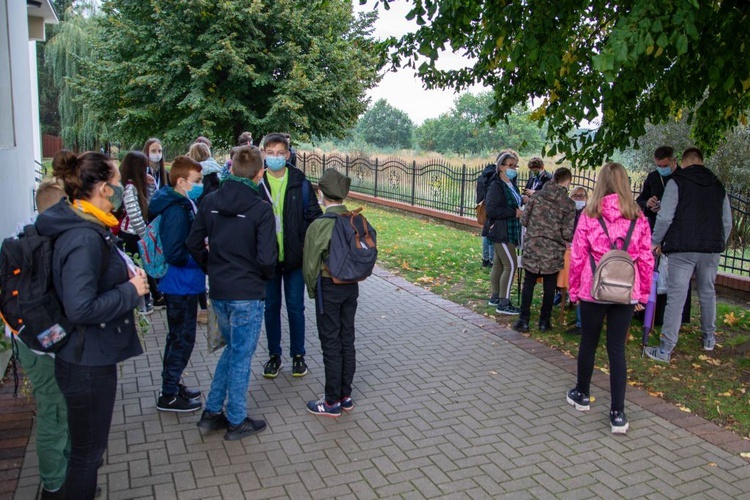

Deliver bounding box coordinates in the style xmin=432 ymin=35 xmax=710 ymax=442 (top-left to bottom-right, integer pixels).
xmin=35 ymin=200 xmax=142 ymax=366
xmin=259 ymin=165 xmax=322 ymax=270
xmin=482 ymin=174 xmax=521 ymax=244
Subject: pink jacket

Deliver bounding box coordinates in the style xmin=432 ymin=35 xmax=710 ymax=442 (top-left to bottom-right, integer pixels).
xmin=569 ymin=194 xmax=654 ymax=304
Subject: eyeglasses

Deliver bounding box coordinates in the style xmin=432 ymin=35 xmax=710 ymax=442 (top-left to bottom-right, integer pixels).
xmin=502 ymin=163 xmax=518 ymax=168
xmin=571 ymin=194 xmax=587 ymax=200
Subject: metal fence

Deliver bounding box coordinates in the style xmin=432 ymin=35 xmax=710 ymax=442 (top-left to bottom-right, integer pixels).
xmin=299 ymin=151 xmax=750 ymax=276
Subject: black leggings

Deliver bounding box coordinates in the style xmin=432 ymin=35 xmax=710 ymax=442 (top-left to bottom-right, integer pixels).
xmin=519 ymin=270 xmax=558 ymax=322
xmin=575 ymin=301 xmax=635 ymax=412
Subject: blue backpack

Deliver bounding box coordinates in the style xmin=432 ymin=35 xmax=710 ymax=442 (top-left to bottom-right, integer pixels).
xmin=138 ymin=215 xmax=169 ymax=278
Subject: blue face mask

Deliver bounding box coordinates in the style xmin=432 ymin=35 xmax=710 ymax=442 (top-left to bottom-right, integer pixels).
xmin=505 ymin=169 xmax=518 ymax=180
xmin=187 ymin=183 xmax=203 ymax=200
xmin=266 ymin=156 xmax=287 ymax=171
xmin=656 ymin=166 xmax=672 ymax=177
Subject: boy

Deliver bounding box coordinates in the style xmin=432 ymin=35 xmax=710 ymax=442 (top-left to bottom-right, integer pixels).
xmin=302 ymin=169 xmax=358 ymax=417
xmin=149 ymin=156 xmax=205 ymax=412
xmin=187 ymin=145 xmax=277 ymax=440
xmin=258 ymin=133 xmax=322 ymax=378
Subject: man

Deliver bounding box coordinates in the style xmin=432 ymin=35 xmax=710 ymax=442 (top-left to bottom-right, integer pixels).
xmin=522 ymin=156 xmax=552 ymax=202
xmin=187 ymin=145 xmax=276 ymax=440
xmin=476 ymin=162 xmax=497 ymax=267
xmin=645 ymin=147 xmax=732 ymax=362
xmin=259 ymin=133 xmax=322 ymax=378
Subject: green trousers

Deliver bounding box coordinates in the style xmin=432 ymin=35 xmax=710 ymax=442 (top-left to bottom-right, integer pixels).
xmin=15 ymin=339 xmax=70 ymax=491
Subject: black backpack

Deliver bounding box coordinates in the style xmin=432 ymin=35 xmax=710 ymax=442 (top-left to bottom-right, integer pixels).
xmin=322 ymin=208 xmax=377 ymax=284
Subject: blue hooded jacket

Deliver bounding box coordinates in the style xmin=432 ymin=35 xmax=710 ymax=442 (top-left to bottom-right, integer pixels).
xmin=148 ymin=187 xmax=205 ymax=294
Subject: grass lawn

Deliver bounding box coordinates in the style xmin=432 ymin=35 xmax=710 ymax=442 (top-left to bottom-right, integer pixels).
xmin=357 ymin=201 xmax=750 ymax=438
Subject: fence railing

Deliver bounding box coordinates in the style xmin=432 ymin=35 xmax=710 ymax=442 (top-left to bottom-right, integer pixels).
xmin=299 ymin=151 xmax=750 ymax=276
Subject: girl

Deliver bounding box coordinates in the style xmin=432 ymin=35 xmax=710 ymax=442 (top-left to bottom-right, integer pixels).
xmin=567 ymin=162 xmax=654 ymax=434
xmin=143 ymin=138 xmax=168 ymax=193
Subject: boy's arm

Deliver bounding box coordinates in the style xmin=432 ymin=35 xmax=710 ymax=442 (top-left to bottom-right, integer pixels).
xmin=303 ymin=220 xmax=329 ymax=298
xmin=303 ymin=179 xmax=323 ymax=228
xmin=186 ymin=208 xmax=208 ymax=273
xmin=257 ymin=204 xmax=278 ymax=280
xmin=160 ymin=204 xmax=192 ymax=267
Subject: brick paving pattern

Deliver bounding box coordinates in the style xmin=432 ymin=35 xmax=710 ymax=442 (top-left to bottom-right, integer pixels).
xmin=11 ymin=267 xmax=750 ymax=499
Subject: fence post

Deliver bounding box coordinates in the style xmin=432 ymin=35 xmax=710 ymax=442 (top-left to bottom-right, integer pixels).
xmin=374 ymin=158 xmax=379 ymax=197
xmin=411 ymin=160 xmax=417 ymax=205
xmin=459 ymin=164 xmax=467 ymax=217
xmin=301 ymin=152 xmax=306 ymax=175
xmin=322 ymin=154 xmax=326 ymax=174
xmin=345 ymin=155 xmax=350 ymax=177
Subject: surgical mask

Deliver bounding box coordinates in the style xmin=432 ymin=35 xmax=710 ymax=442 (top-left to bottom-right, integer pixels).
xmin=505 ymin=169 xmax=518 ymax=180
xmin=265 ymin=156 xmax=286 ymax=171
xmin=575 ymin=200 xmax=586 ymax=211
xmin=149 ymin=153 xmax=162 ymax=164
xmin=187 ymin=183 xmax=203 ymax=200
xmin=107 ymin=183 xmax=124 ymax=211
xmin=656 ymin=166 xmax=672 ymax=177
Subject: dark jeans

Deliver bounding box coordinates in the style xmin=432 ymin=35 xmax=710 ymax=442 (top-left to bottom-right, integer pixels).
xmin=519 ymin=270 xmax=558 ymax=322
xmin=265 ymin=266 xmax=306 ymax=357
xmin=162 ymin=294 xmax=199 ymax=395
xmin=55 ymin=358 xmax=117 ymax=500
xmin=315 ymin=278 xmax=358 ymax=404
xmin=575 ymin=301 xmax=635 ymax=412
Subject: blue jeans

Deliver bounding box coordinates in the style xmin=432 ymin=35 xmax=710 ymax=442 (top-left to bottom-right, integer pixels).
xmin=482 ymin=236 xmax=494 ymax=262
xmin=265 ymin=266 xmax=305 ymax=357
xmin=162 ymin=294 xmax=199 ymax=396
xmin=206 ymin=299 xmax=264 ymax=426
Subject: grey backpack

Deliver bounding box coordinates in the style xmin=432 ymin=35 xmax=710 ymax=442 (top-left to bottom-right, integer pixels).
xmin=589 ymin=218 xmax=637 ymax=304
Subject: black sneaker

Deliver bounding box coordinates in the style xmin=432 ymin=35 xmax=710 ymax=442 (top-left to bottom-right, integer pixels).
xmin=292 ymin=355 xmax=308 ymax=377
xmin=495 ymin=302 xmax=520 ymax=315
xmin=566 ymin=388 xmax=590 ymax=412
xmin=512 ymin=319 xmax=530 ymax=332
xmin=157 ymin=393 xmax=202 ymax=413
xmin=224 ymin=417 xmax=267 ymax=441
xmin=610 ymin=410 xmax=629 ymax=434
xmin=197 ymin=410 xmax=228 ymax=431
xmin=538 ymin=319 xmax=552 ymax=332
xmin=340 ymin=396 xmax=354 ymax=412
xmin=566 ymin=325 xmax=582 ymax=335
xmin=178 ymin=383 xmax=201 ymax=400
xmin=263 ymin=355 xmax=283 ymax=378
xmin=488 ymin=295 xmax=500 ymax=307
xmin=41 ymin=488 xmax=64 ymax=500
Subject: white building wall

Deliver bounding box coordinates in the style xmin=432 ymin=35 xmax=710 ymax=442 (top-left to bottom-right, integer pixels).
xmin=30 ymin=41 xmax=42 ymax=167
xmin=0 ymin=0 xmax=37 ymax=237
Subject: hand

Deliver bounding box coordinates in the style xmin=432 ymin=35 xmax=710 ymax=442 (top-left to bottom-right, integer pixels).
xmin=129 ymin=271 xmax=149 ymax=297
xmin=524 ymin=189 xmax=535 ymax=196
xmin=522 ymin=195 xmax=530 ymax=204
xmin=515 ymin=208 xmax=523 ymax=218
xmin=652 ymin=244 xmax=662 ymax=256
xmin=646 ymin=195 xmax=660 ymax=212
xmin=146 ymin=174 xmax=155 ymax=185
xmin=634 ymin=303 xmax=645 ymax=312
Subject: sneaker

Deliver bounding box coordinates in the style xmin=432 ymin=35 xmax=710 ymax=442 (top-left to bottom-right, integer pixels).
xmin=152 ymin=296 xmax=166 ymax=310
xmin=157 ymin=393 xmax=202 ymax=413
xmin=702 ymin=334 xmax=716 ymax=351
xmin=495 ymin=302 xmax=520 ymax=315
xmin=292 ymin=355 xmax=308 ymax=377
xmin=140 ymin=304 xmax=154 ymax=316
xmin=512 ymin=319 xmax=530 ymax=332
xmin=644 ymin=346 xmax=671 ymax=363
xmin=306 ymin=397 xmax=342 ymax=418
xmin=41 ymin=488 xmax=64 ymax=500
xmin=263 ymin=355 xmax=283 ymax=378
xmin=178 ymin=383 xmax=201 ymax=400
xmin=566 ymin=388 xmax=590 ymax=412
xmin=566 ymin=325 xmax=582 ymax=335
xmin=538 ymin=319 xmax=552 ymax=332
xmin=553 ymin=291 xmax=562 ymax=306
xmin=610 ymin=410 xmax=629 ymax=434
xmin=482 ymin=259 xmax=492 ymax=268
xmin=197 ymin=410 xmax=228 ymax=431
xmin=488 ymin=295 xmax=500 ymax=307
xmin=224 ymin=417 xmax=267 ymax=441
xmin=340 ymin=396 xmax=354 ymax=411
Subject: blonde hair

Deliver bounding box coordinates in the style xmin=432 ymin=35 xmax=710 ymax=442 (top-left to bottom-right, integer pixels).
xmin=187 ymin=142 xmax=210 ymax=162
xmin=36 ymin=179 xmax=65 ymax=213
xmin=585 ymin=162 xmax=641 ymax=220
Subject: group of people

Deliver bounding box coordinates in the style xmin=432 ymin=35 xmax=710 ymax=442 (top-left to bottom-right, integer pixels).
xmin=477 ymin=146 xmax=732 ymax=434
xmin=10 ymin=132 xmax=361 ymax=499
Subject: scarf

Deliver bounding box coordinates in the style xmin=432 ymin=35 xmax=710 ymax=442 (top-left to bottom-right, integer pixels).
xmin=221 ymin=174 xmax=259 ymax=193
xmin=71 ymin=199 xmax=119 ymax=228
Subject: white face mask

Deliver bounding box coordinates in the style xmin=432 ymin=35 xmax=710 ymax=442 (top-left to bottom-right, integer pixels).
xmin=149 ymin=153 xmax=162 ymax=164
xmin=575 ymin=200 xmax=586 ymax=211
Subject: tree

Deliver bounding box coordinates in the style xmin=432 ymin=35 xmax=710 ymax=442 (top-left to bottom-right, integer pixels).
xmin=38 ymin=0 xmax=75 ymax=137
xmin=371 ymin=0 xmax=750 ymax=167
xmin=356 ymin=99 xmax=414 ymax=149
xmin=85 ymin=0 xmax=381 ymax=148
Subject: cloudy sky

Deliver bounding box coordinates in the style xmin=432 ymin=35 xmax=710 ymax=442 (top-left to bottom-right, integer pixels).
xmin=353 ymin=1 xmax=487 ymax=125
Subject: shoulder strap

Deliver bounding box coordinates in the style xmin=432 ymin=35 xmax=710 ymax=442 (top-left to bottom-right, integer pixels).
xmin=621 ymin=219 xmax=637 ymax=251
xmin=597 ymin=217 xmax=613 ymax=247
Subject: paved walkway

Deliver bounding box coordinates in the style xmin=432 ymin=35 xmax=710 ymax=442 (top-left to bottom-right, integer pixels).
xmin=12 ymin=268 xmax=750 ymax=499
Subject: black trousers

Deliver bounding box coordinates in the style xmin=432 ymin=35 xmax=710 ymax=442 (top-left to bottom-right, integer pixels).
xmin=519 ymin=270 xmax=558 ymax=322
xmin=575 ymin=301 xmax=635 ymax=412
xmin=315 ymin=278 xmax=359 ymax=404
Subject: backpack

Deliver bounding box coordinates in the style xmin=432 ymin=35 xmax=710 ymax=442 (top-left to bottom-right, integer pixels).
xmin=589 ymin=218 xmax=637 ymax=304
xmin=322 ymin=208 xmax=377 ymax=284
xmin=0 ymin=224 xmax=73 ymax=353
xmin=476 ymin=200 xmax=487 ymax=226
xmin=138 ymin=215 xmax=169 ymax=278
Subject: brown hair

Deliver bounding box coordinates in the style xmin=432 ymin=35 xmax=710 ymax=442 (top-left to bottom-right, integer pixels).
xmin=169 ymin=156 xmax=202 ymax=185
xmin=119 ymin=151 xmax=150 ymax=216
xmin=528 ymin=157 xmax=545 ymax=169
xmin=194 ymin=136 xmax=212 ymax=148
xmin=262 ymin=132 xmax=289 ymax=152
xmin=187 ymin=142 xmax=210 ymax=162
xmin=681 ymin=146 xmax=704 ymax=164
xmin=232 ymin=146 xmax=263 ymax=179
xmin=495 ymin=148 xmax=519 ymax=165
xmin=35 ymin=179 xmax=65 ymax=213
xmin=237 ymin=131 xmax=253 ymax=146
xmin=142 ymin=138 xmax=167 ymax=186
xmin=585 ymin=162 xmax=641 ymax=220
xmin=52 ymin=150 xmax=115 ymax=201
xmin=553 ymin=167 xmax=572 ymax=184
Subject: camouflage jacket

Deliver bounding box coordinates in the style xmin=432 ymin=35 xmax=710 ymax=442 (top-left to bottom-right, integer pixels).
xmin=520 ymin=182 xmax=576 ymax=274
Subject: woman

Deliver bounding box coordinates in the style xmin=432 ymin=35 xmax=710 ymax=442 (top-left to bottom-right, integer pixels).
xmin=483 ymin=150 xmax=523 ymax=315
xmin=566 ymin=162 xmax=654 ymax=434
xmin=143 ymin=138 xmax=168 ymax=192
xmin=36 ymin=150 xmax=149 ymax=499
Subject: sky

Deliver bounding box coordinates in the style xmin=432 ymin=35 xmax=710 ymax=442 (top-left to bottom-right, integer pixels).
xmin=353 ymin=1 xmax=487 ymax=125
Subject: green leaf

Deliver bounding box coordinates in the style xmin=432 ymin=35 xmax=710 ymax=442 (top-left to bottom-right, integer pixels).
xmin=676 ymin=34 xmax=688 ymax=55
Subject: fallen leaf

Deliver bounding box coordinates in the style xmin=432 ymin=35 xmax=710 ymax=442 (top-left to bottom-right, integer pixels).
xmin=741 ymin=452 xmax=750 ymax=458
xmin=489 ymin=370 xmax=498 ymax=375
xmin=649 ymin=391 xmax=665 ymax=398
xmin=718 ymin=391 xmax=733 ymax=397
xmin=708 ymin=462 xmax=717 ymax=467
